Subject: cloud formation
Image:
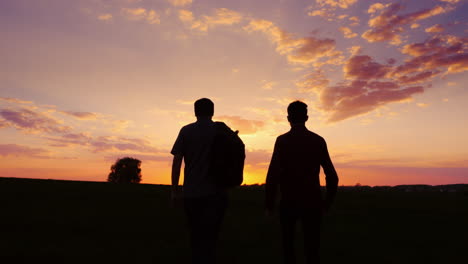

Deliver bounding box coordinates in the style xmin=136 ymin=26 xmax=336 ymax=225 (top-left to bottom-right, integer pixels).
xmin=97 ymin=13 xmax=113 ymax=21
xmin=179 ymin=8 xmax=243 ymax=32
xmin=46 ymin=133 xmax=162 ymax=154
xmin=362 ymin=3 xmax=450 ymax=45
xmin=0 ymin=144 xmax=50 ymax=159
xmin=340 ymin=26 xmax=358 ymax=38
xmin=0 ymin=97 xmax=33 ymax=104
xmin=60 ymin=111 xmax=98 ymax=120
xmin=0 ymin=108 xmax=71 ymax=134
xmin=306 ymin=53 xmax=438 ymax=122
xmin=260 ymin=80 xmax=277 ymax=90
xmin=167 ymin=0 xmax=192 ymax=7
xmin=319 ymin=80 xmax=424 ymax=122
xmin=244 ymin=19 xmax=341 ymax=66
xmin=316 ymin=0 xmax=357 ymax=9
xmin=245 ymin=149 xmax=272 ymax=167
xmin=296 ymin=70 xmax=330 ymax=92
xmin=121 ymin=8 xmax=160 ymax=24
xmin=425 ymin=24 xmax=445 ymax=33
xmin=217 ymin=115 xmax=265 ymax=134
xmin=344 ymin=55 xmax=392 ymax=79
xmin=395 ymin=35 xmax=468 ymax=75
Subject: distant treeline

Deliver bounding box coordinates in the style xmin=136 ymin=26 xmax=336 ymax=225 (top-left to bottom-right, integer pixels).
xmin=0 ymin=177 xmax=467 ymax=193
xmin=242 ymin=183 xmax=468 ymax=193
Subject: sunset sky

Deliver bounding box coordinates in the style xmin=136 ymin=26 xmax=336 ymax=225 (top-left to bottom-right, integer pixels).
xmin=1 ymin=0 xmax=467 ymax=186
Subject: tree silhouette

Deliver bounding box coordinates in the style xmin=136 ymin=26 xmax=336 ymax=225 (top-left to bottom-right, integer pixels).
xmin=107 ymin=157 xmax=142 ymax=183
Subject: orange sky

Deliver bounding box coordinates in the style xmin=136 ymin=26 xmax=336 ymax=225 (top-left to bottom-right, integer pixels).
xmin=1 ymin=0 xmax=467 ymax=186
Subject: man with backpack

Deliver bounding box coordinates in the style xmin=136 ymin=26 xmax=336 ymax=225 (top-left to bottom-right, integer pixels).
xmin=171 ymin=98 xmax=244 ymax=264
xmin=265 ymin=101 xmax=339 ymax=264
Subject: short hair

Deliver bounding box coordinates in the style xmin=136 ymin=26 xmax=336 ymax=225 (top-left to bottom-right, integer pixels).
xmin=194 ymin=98 xmax=214 ymax=117
xmin=287 ymin=101 xmax=308 ymax=123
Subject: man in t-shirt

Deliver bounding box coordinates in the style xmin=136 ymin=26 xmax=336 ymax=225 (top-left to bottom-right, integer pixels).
xmin=171 ymin=98 xmax=227 ymax=264
xmin=265 ymin=100 xmax=339 ymax=264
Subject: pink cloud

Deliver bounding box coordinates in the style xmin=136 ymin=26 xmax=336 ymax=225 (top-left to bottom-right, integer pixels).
xmin=362 ymin=3 xmax=450 ymax=45
xmin=345 ymin=55 xmax=392 ymax=79
xmin=45 ymin=133 xmax=163 ymax=154
xmin=425 ymin=24 xmax=445 ymax=33
xmin=90 ymin=136 xmax=161 ymax=153
xmin=321 ymin=81 xmax=424 ymax=122
xmin=216 ymin=115 xmax=265 ymax=134
xmin=287 ymin=36 xmax=339 ymax=65
xmin=395 ymin=35 xmax=468 ymax=75
xmin=60 ymin=111 xmax=98 ymax=120
xmin=316 ymin=0 xmax=357 ymax=9
xmin=296 ymin=70 xmax=330 ymax=92
xmin=0 ymin=144 xmax=50 ymax=158
xmin=398 ymin=70 xmax=440 ymax=84
xmin=0 ymin=108 xmax=71 ymax=134
xmin=245 ymin=149 xmax=272 ymax=167
xmin=299 ymin=36 xmax=467 ymax=122
xmin=244 ymin=19 xmax=340 ymax=66
xmin=0 ymin=97 xmax=33 ymax=104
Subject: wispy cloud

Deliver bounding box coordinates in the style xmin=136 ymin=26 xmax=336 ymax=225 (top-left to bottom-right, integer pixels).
xmin=244 ymin=19 xmax=341 ymax=66
xmin=425 ymin=24 xmax=445 ymax=33
xmin=296 ymin=70 xmax=330 ymax=92
xmin=340 ymin=26 xmax=358 ymax=38
xmin=46 ymin=133 xmax=163 ymax=154
xmin=97 ymin=13 xmax=113 ymax=21
xmin=60 ymin=111 xmax=98 ymax=120
xmin=0 ymin=108 xmax=71 ymax=134
xmin=217 ymin=115 xmax=265 ymax=134
xmin=319 ymin=80 xmax=424 ymax=122
xmin=260 ymin=80 xmax=277 ymax=90
xmin=121 ymin=8 xmax=160 ymax=24
xmin=0 ymin=144 xmax=51 ymax=159
xmin=0 ymin=97 xmax=33 ymax=104
xmin=316 ymin=0 xmax=357 ymax=9
xmin=362 ymin=3 xmax=451 ymax=45
xmin=395 ymin=35 xmax=468 ymax=75
xmin=179 ymin=8 xmax=243 ymax=32
xmin=167 ymin=0 xmax=192 ymax=7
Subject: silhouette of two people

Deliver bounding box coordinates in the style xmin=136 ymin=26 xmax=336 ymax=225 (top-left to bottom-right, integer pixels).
xmin=171 ymin=98 xmax=338 ymax=264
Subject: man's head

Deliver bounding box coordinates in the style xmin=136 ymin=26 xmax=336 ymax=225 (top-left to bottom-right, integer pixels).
xmin=287 ymin=100 xmax=308 ymax=124
xmin=194 ymin=98 xmax=214 ymax=118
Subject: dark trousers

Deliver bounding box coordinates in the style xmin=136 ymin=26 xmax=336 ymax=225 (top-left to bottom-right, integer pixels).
xmin=280 ymin=203 xmax=322 ymax=264
xmin=184 ymin=193 xmax=227 ymax=264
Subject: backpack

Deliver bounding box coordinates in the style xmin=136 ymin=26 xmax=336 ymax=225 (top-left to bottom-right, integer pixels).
xmin=208 ymin=122 xmax=245 ymax=188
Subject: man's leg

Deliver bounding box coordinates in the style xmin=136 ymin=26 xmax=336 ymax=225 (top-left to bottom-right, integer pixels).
xmin=301 ymin=209 xmax=322 ymax=264
xmin=206 ymin=193 xmax=228 ymax=263
xmin=280 ymin=204 xmax=298 ymax=264
xmin=184 ymin=194 xmax=227 ymax=264
xmin=184 ymin=197 xmax=204 ymax=264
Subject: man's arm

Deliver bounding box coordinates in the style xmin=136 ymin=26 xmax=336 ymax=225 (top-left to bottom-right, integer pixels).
xmin=321 ymin=139 xmax=339 ymax=211
xmin=171 ymin=154 xmax=183 ymax=205
xmin=171 ymin=154 xmax=183 ymax=192
xmin=265 ymin=138 xmax=282 ymax=213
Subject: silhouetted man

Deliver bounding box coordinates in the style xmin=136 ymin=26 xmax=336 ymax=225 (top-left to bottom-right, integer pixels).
xmin=171 ymin=98 xmax=227 ymax=264
xmin=265 ymin=101 xmax=339 ymax=264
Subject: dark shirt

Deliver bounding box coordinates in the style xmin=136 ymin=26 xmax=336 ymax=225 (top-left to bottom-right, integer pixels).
xmin=265 ymin=125 xmax=338 ymax=210
xmin=171 ymin=119 xmax=223 ymax=198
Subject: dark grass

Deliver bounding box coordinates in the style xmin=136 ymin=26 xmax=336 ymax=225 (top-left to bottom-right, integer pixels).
xmin=0 ymin=177 xmax=467 ymax=264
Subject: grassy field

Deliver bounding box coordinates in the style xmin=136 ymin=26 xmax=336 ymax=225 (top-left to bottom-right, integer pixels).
xmin=0 ymin=177 xmax=467 ymax=264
